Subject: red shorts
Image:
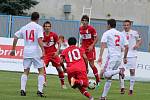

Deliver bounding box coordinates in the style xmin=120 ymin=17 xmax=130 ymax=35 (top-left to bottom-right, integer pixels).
xmin=82 ymin=47 xmax=96 ymax=61
xmin=44 ymin=53 xmax=61 ymax=67
xmin=68 ymin=71 xmax=88 ymax=87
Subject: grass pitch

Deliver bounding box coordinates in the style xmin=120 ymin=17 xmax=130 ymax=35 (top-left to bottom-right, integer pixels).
xmin=0 ymin=71 xmax=150 ymax=100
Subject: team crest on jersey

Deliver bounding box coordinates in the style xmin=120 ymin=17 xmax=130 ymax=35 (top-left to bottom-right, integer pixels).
xmin=50 ymin=37 xmax=54 ymax=41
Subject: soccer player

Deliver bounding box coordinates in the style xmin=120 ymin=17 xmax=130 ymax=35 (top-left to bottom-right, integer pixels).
xmin=79 ymin=15 xmax=100 ymax=84
xmin=42 ymin=21 xmax=66 ymax=89
xmin=61 ymin=37 xmax=94 ymax=100
xmin=59 ymin=35 xmax=68 ymax=53
xmin=10 ymin=12 xmax=45 ymax=97
xmin=119 ymin=20 xmax=142 ymax=95
xmin=58 ymin=35 xmax=68 ymax=72
xmin=98 ymin=19 xmax=128 ymax=100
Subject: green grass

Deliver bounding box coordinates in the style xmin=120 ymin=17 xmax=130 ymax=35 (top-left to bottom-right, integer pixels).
xmin=0 ymin=71 xmax=150 ymax=100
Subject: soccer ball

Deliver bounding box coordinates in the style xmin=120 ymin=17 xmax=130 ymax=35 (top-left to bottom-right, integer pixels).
xmin=88 ymin=79 xmax=97 ymax=90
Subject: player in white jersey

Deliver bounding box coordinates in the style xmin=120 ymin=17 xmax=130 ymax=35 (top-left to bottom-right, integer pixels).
xmin=119 ymin=20 xmax=142 ymax=95
xmin=10 ymin=12 xmax=46 ymax=97
xmin=98 ymin=19 xmax=128 ymax=100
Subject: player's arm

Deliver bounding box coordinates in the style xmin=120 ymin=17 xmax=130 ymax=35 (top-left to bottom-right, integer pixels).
xmin=98 ymin=42 xmax=106 ymax=64
xmin=98 ymin=32 xmax=107 ymax=64
xmin=88 ymin=28 xmax=98 ymax=51
xmin=123 ymin=45 xmax=128 ymax=64
xmin=123 ymin=34 xmax=129 ymax=64
xmin=54 ymin=34 xmax=61 ymax=55
xmin=10 ymin=35 xmax=19 ymax=56
xmin=134 ymin=39 xmax=142 ymax=50
xmin=56 ymin=41 xmax=61 ymax=54
xmin=88 ymin=35 xmax=98 ymax=51
xmin=38 ymin=37 xmax=45 ymax=59
xmin=60 ymin=54 xmax=67 ymax=72
xmin=133 ymin=32 xmax=142 ymax=49
xmin=92 ymin=34 xmax=98 ymax=46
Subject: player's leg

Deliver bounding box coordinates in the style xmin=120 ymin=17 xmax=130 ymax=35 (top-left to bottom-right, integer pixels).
xmin=100 ymin=78 xmax=112 ymax=100
xmin=37 ymin=67 xmax=46 ymax=97
xmin=43 ymin=64 xmax=47 ymax=87
xmin=129 ymin=68 xmax=135 ymax=95
xmin=43 ymin=55 xmax=50 ymax=87
xmin=128 ymin=57 xmax=136 ymax=95
xmin=119 ymin=61 xmax=125 ymax=94
xmin=100 ymin=59 xmax=122 ymax=99
xmin=78 ymin=86 xmax=94 ymax=100
xmin=119 ymin=74 xmax=125 ymax=94
xmin=88 ymin=49 xmax=100 ymax=84
xmin=103 ymin=60 xmax=123 ymax=78
xmin=72 ymin=71 xmax=94 ymax=100
xmin=33 ymin=58 xmax=45 ymax=97
xmin=89 ymin=60 xmax=100 ymax=84
xmin=52 ymin=56 xmax=66 ymax=88
xmin=70 ymin=71 xmax=87 ymax=88
xmin=20 ymin=58 xmax=31 ymax=96
xmin=56 ymin=67 xmax=66 ymax=88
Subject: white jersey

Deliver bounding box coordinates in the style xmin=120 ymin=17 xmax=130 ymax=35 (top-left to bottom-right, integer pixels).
xmin=122 ymin=29 xmax=141 ymax=57
xmin=15 ymin=22 xmax=43 ymax=58
xmin=101 ymin=28 xmax=128 ymax=58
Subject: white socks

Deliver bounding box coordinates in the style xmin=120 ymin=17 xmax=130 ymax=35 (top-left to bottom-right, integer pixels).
xmin=21 ymin=74 xmax=27 ymax=91
xmin=38 ymin=75 xmax=44 ymax=93
xmin=130 ymin=76 xmax=135 ymax=90
xmin=102 ymin=80 xmax=112 ymax=97
xmin=120 ymin=76 xmax=125 ymax=88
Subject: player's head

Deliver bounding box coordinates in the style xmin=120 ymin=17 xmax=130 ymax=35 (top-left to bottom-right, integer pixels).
xmin=43 ymin=21 xmax=51 ymax=32
xmin=59 ymin=35 xmax=65 ymax=42
xmin=68 ymin=37 xmax=76 ymax=46
xmin=81 ymin=15 xmax=89 ymax=26
xmin=107 ymin=19 xmax=116 ymax=29
xmin=31 ymin=12 xmax=40 ymax=22
xmin=123 ymin=20 xmax=132 ymax=32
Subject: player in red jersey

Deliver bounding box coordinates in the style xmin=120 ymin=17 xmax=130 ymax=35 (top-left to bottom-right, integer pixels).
xmin=42 ymin=21 xmax=66 ymax=89
xmin=61 ymin=37 xmax=94 ymax=100
xmin=79 ymin=15 xmax=100 ymax=84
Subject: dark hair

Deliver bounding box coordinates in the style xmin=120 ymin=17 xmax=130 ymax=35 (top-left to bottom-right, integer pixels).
xmin=43 ymin=21 xmax=51 ymax=27
xmin=68 ymin=37 xmax=77 ymax=45
xmin=31 ymin=12 xmax=39 ymax=21
xmin=124 ymin=20 xmax=132 ymax=25
xmin=107 ymin=19 xmax=116 ymax=28
xmin=81 ymin=15 xmax=89 ymax=22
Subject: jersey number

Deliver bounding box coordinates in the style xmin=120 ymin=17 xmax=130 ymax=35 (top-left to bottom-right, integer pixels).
xmin=68 ymin=49 xmax=81 ymax=62
xmin=115 ymin=35 xmax=120 ymax=46
xmin=26 ymin=30 xmax=34 ymax=42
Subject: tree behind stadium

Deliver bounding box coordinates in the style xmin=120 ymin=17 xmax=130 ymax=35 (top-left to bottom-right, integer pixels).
xmin=0 ymin=0 xmax=39 ymax=15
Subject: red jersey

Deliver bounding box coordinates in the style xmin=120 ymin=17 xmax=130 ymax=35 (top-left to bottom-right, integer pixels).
xmin=43 ymin=32 xmax=58 ymax=54
xmin=79 ymin=25 xmax=97 ymax=48
xmin=61 ymin=45 xmax=87 ymax=72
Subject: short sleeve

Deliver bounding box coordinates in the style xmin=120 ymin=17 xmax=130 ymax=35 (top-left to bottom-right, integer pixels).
xmin=14 ymin=29 xmax=23 ymax=38
xmin=135 ymin=31 xmax=141 ymax=40
xmin=91 ymin=26 xmax=97 ymax=36
xmin=101 ymin=32 xmax=108 ymax=43
xmin=38 ymin=26 xmax=44 ymax=38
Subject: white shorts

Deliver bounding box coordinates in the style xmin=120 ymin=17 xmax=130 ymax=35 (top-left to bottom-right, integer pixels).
xmin=23 ymin=58 xmax=44 ymax=69
xmin=105 ymin=56 xmax=122 ymax=72
xmin=124 ymin=57 xmax=137 ymax=69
